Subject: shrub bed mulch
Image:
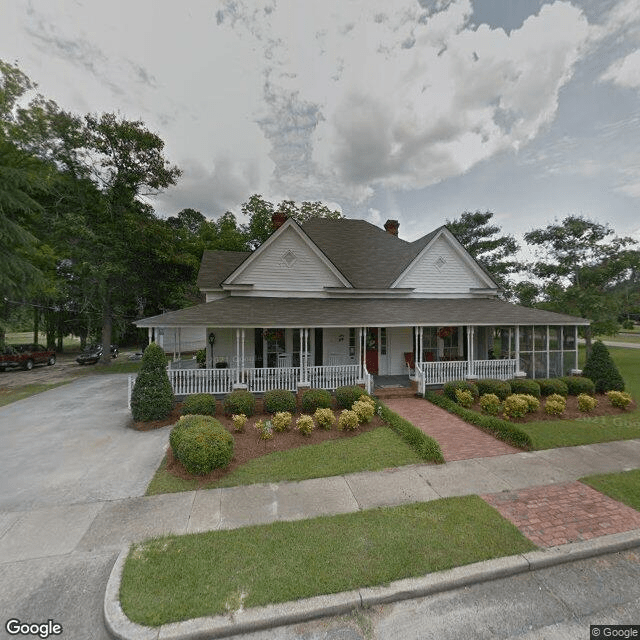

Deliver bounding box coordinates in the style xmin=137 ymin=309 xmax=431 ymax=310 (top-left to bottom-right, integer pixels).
xmin=132 ymin=401 xmax=385 ymax=486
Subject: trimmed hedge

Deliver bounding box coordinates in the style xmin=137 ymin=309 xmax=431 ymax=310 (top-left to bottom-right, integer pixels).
xmin=377 ymin=402 xmax=444 ymax=463
xmin=336 ymin=385 xmax=368 ymax=409
xmin=425 ymin=391 xmax=533 ymax=450
xmin=536 ymin=378 xmax=569 ymax=397
xmin=476 ymin=379 xmax=511 ymax=401
xmin=223 ymin=390 xmax=255 ymax=417
xmin=139 ymin=342 xmax=168 ymax=372
xmin=560 ymin=375 xmax=596 ymax=396
xmin=181 ymin=393 xmax=217 ymax=416
xmin=508 ymin=378 xmax=541 ymax=398
xmin=263 ymin=389 xmax=297 ymax=414
xmin=442 ymin=380 xmax=479 ymax=402
xmin=301 ymin=388 xmax=333 ymax=413
xmin=170 ymin=415 xmax=234 ymax=475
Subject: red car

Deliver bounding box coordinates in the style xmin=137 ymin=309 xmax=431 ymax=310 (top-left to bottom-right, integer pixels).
xmin=0 ymin=344 xmax=56 ymax=371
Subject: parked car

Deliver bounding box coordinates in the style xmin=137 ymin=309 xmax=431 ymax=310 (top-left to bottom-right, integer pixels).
xmin=0 ymin=344 xmax=56 ymax=371
xmin=76 ymin=344 xmax=119 ymax=365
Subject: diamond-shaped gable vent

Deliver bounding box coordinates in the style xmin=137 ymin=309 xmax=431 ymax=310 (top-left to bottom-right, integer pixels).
xmin=434 ymin=256 xmax=446 ymax=271
xmin=282 ymin=249 xmax=297 ymax=268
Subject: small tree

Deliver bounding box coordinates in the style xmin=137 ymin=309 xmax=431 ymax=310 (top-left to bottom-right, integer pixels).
xmin=582 ymin=341 xmax=625 ymax=394
xmin=130 ymin=342 xmax=174 ymax=421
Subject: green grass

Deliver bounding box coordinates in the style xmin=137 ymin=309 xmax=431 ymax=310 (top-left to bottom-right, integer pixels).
xmin=5 ymin=332 xmax=82 ymax=350
xmin=0 ymin=381 xmax=72 ymax=407
xmin=146 ymin=426 xmax=423 ymax=495
xmin=120 ymin=496 xmax=536 ymax=626
xmin=519 ymin=346 xmax=640 ymax=449
xmin=580 ymin=469 xmax=640 ymax=511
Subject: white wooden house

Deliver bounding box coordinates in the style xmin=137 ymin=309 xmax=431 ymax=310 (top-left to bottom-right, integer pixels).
xmin=135 ymin=216 xmax=589 ymax=395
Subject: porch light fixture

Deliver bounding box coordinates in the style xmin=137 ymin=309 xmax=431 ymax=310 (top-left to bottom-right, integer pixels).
xmin=208 ymin=332 xmax=216 ymax=346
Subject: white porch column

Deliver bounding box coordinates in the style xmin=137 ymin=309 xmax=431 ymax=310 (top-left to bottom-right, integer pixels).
xmin=418 ymin=326 xmax=423 ymax=366
xmin=299 ymin=327 xmax=304 ymax=382
xmin=515 ymin=325 xmax=521 ymax=375
xmin=241 ymin=329 xmax=245 ymax=384
xmin=546 ymin=325 xmax=550 ymax=378
xmin=236 ymin=329 xmax=240 ymax=385
xmin=574 ymin=325 xmax=579 ymax=371
xmin=148 ymin=327 xmax=153 ymax=344
xmin=466 ymin=326 xmax=475 ymax=377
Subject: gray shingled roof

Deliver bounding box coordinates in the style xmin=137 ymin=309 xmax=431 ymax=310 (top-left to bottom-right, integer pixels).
xmin=135 ymin=297 xmax=589 ymax=328
xmin=196 ymin=250 xmax=251 ymax=289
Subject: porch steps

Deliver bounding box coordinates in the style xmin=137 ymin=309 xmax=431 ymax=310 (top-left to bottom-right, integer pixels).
xmin=373 ymin=381 xmax=419 ymax=400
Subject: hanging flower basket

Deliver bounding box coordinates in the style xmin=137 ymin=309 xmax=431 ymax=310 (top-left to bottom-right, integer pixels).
xmin=437 ymin=326 xmax=455 ymax=339
xmin=264 ymin=329 xmax=284 ymax=342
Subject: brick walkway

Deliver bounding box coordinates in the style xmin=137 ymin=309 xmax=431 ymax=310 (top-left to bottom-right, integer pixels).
xmin=383 ymin=397 xmax=520 ymax=461
xmin=483 ymin=481 xmax=640 ymax=547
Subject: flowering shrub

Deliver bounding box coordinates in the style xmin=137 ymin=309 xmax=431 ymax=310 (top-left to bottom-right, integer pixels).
xmin=338 ymin=409 xmax=359 ymax=431
xmin=232 ymin=413 xmax=247 ymax=432
xmin=272 ymin=411 xmax=293 ymax=432
xmin=606 ymin=390 xmax=633 ymax=409
xmin=352 ymin=399 xmax=375 ymax=423
xmin=254 ymin=419 xmax=273 ymax=440
xmin=295 ymin=414 xmax=314 ymax=435
xmin=479 ymin=393 xmax=501 ymax=416
xmin=503 ymin=395 xmax=529 ymax=419
xmin=577 ymin=394 xmax=598 ymax=412
xmin=443 ymin=380 xmax=479 ymax=402
xmin=314 ymin=408 xmax=335 ymax=430
xmin=454 ymin=388 xmax=474 ymax=408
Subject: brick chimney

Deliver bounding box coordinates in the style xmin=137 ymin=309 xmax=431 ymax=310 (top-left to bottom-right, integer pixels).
xmin=384 ymin=219 xmax=399 ymax=237
xmin=272 ymin=211 xmax=288 ymax=231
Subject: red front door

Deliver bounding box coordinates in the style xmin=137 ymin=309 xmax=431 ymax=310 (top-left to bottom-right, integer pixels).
xmin=365 ymin=328 xmax=379 ymax=374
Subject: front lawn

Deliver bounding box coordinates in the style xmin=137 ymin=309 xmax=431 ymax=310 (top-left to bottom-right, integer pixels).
xmin=120 ymin=496 xmax=536 ymax=627
xmin=146 ymin=426 xmax=423 ymax=495
xmin=580 ymin=469 xmax=640 ymax=511
xmin=0 ymin=381 xmax=72 ymax=407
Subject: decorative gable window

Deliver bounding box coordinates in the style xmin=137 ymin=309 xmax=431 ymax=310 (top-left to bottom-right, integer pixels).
xmin=282 ymin=249 xmax=298 ymax=268
xmin=434 ymin=256 xmax=446 ymax=271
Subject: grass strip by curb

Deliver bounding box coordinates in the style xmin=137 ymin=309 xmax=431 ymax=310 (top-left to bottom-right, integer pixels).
xmin=120 ymin=496 xmax=535 ymax=627
xmin=580 ymin=469 xmax=640 ymax=512
xmin=377 ymin=401 xmax=444 ymax=462
xmin=0 ymin=381 xmax=73 ymax=407
xmin=424 ymin=391 xmax=533 ymax=450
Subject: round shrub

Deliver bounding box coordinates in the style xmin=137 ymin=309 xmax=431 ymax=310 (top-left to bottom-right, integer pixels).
xmin=181 ymin=393 xmax=217 ymax=416
xmin=606 ymin=390 xmax=633 ymax=409
xmin=171 ymin=415 xmax=234 ymax=475
xmin=301 ymin=388 xmax=332 ymax=413
xmin=521 ymin=394 xmax=540 ymax=413
xmin=560 ymin=376 xmax=596 ymax=396
xmin=537 ymin=378 xmax=569 ymax=397
xmin=336 ymin=385 xmax=368 ymax=409
xmin=338 ymin=409 xmax=359 ymax=431
xmin=352 ymin=399 xmax=375 ymax=423
xmin=503 ymin=395 xmax=529 ymax=419
xmin=508 ymin=378 xmax=541 ymax=398
xmin=545 ymin=397 xmax=566 ymax=416
xmin=583 ymin=341 xmax=625 ymax=394
xmin=479 ymin=393 xmax=501 ymax=416
xmin=577 ymin=394 xmax=598 ymax=413
xmin=263 ymin=389 xmax=296 ymax=414
xmin=139 ymin=342 xmax=168 ymax=372
xmin=314 ymin=407 xmax=335 ymax=430
xmin=296 ymin=414 xmax=315 ymax=436
xmin=454 ymin=388 xmax=474 ymax=408
xmin=223 ymin=390 xmax=255 ymax=417
xmin=443 ymin=380 xmax=479 ymax=402
xmin=476 ymin=379 xmax=511 ymax=401
xmin=131 ymin=368 xmax=174 ymax=422
xmin=272 ymin=411 xmax=293 ymax=432
xmin=232 ymin=413 xmax=247 ymax=432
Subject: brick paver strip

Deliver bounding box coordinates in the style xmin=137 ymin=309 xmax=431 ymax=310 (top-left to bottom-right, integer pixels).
xmin=383 ymin=397 xmax=519 ymax=461
xmin=483 ymin=481 xmax=640 ymax=547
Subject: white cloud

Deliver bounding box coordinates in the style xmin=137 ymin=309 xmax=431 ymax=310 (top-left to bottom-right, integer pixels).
xmin=601 ymin=49 xmax=640 ymax=89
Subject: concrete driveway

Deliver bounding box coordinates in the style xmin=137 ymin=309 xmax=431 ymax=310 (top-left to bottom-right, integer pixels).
xmin=0 ymin=374 xmax=170 ymax=511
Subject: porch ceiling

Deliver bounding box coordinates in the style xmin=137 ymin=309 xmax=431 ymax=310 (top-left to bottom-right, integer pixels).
xmin=135 ymin=297 xmax=590 ymax=329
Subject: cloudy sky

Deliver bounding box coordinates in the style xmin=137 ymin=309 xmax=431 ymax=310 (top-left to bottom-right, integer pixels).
xmin=2 ymin=0 xmax=640 ymax=242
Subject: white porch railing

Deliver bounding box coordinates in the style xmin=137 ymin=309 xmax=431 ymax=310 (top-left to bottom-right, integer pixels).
xmin=417 ymin=358 xmax=517 ymax=389
xmin=161 ymin=364 xmax=363 ymax=396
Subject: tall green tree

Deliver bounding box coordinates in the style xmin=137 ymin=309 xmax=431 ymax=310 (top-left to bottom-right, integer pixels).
xmin=524 ymin=215 xmax=638 ymax=352
xmin=445 ymin=210 xmax=521 ymax=296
